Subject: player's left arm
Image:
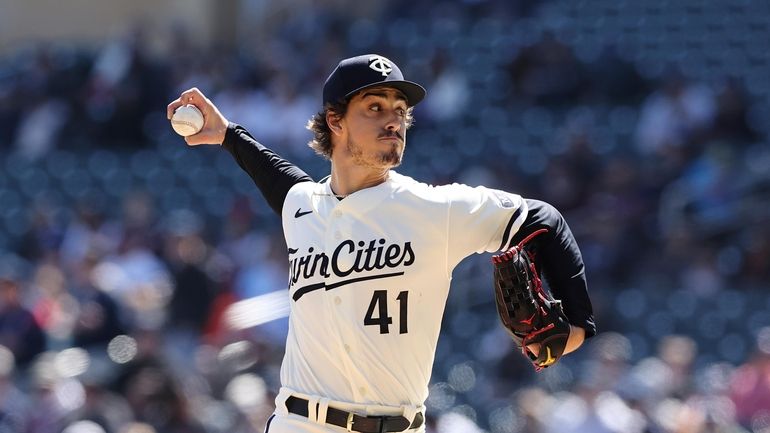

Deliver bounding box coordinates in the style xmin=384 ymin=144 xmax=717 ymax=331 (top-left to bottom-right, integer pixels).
xmin=509 ymin=199 xmax=596 ymax=354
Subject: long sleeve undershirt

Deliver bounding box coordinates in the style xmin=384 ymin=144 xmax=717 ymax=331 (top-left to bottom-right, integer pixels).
xmin=511 ymin=199 xmax=596 ymax=338
xmin=221 ymin=123 xmax=313 ymax=215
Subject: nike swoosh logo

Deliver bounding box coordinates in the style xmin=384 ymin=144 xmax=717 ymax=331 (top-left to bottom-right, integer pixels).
xmin=295 ymin=209 xmax=313 ymax=218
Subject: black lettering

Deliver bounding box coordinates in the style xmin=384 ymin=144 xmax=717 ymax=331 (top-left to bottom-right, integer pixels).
xmin=299 ymin=254 xmax=313 ymax=280
xmin=364 ymin=290 xmax=393 ymax=334
xmin=290 ymin=258 xmax=300 ymax=286
xmin=373 ymin=239 xmax=386 ymax=268
xmin=318 ymin=254 xmax=330 ymax=277
xmin=397 ymin=290 xmax=409 ymax=334
xmin=306 ymin=249 xmax=317 ymax=277
xmin=384 ymin=244 xmax=402 ymax=267
xmin=402 ymin=242 xmax=415 ymax=266
xmin=362 ymin=239 xmax=379 ymax=271
xmin=352 ymin=241 xmax=366 ymax=272
xmin=309 ymin=253 xmax=327 ymax=278
xmin=290 ymin=239 xmax=415 ymax=285
xmin=332 ymin=240 xmax=356 ymax=277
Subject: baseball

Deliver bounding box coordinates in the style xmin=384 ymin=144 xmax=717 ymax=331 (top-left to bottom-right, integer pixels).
xmin=171 ymin=104 xmax=204 ymax=137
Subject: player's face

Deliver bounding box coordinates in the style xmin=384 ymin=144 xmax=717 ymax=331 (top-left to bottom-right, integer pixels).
xmin=339 ymin=88 xmax=409 ymax=169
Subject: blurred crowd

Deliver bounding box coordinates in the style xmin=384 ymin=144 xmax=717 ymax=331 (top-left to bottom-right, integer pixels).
xmin=1 ymin=0 xmax=770 ymax=432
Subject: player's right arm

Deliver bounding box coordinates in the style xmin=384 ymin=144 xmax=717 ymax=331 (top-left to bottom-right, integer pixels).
xmin=167 ymin=88 xmax=313 ymax=216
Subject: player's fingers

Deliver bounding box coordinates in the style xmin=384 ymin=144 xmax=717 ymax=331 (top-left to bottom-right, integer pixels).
xmin=180 ymin=88 xmax=207 ymax=110
xmin=526 ymin=343 xmax=540 ymax=357
xmin=184 ymin=135 xmax=205 ymax=147
xmin=167 ymin=99 xmax=185 ymax=119
xmin=171 ymin=87 xmax=227 ymax=145
xmin=168 ymin=88 xmax=207 ymax=119
xmin=184 ymin=130 xmax=219 ymax=147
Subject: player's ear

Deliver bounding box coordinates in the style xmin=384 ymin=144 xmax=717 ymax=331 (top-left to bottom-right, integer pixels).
xmin=327 ymin=110 xmax=343 ymax=136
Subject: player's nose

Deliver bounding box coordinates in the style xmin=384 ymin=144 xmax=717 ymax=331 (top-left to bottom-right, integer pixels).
xmin=384 ymin=111 xmax=402 ymax=132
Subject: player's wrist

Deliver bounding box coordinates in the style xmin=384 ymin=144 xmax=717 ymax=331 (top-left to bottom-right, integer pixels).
xmin=219 ymin=121 xmax=238 ymax=147
xmin=564 ymin=325 xmax=585 ymax=354
xmin=215 ymin=124 xmax=227 ymax=145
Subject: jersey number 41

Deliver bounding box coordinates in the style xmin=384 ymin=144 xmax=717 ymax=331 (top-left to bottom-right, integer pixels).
xmin=364 ymin=290 xmax=408 ymax=334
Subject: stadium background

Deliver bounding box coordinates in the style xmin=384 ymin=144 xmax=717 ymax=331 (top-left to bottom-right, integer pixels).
xmin=1 ymin=0 xmax=770 ymax=432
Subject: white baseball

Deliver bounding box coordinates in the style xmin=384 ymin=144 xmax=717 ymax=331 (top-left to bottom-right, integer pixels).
xmin=171 ymin=104 xmax=204 ymax=137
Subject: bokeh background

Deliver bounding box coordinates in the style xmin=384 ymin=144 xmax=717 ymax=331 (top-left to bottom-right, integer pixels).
xmin=1 ymin=0 xmax=770 ymax=432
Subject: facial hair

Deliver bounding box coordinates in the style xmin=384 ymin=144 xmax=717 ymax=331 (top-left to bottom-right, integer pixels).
xmin=346 ymin=135 xmax=404 ymax=168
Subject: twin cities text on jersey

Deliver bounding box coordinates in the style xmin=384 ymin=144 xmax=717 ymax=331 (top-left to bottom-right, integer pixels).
xmin=288 ymin=239 xmax=415 ymax=301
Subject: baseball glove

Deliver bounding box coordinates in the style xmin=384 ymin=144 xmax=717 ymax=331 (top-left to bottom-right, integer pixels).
xmin=492 ymin=228 xmax=570 ymax=370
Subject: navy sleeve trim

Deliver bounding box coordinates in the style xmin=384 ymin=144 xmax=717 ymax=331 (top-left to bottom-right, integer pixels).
xmin=221 ymin=123 xmax=313 ymax=216
xmin=510 ymin=199 xmax=596 ymax=338
xmin=498 ymin=207 xmax=524 ymax=252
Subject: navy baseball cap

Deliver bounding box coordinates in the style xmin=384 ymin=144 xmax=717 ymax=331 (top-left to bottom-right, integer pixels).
xmin=322 ymin=54 xmax=426 ymax=107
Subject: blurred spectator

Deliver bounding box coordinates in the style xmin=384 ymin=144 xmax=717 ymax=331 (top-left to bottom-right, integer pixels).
xmin=86 ymin=27 xmax=170 ymax=148
xmin=113 ymin=330 xmax=206 ymax=433
xmin=17 ymin=198 xmax=65 ymax=262
xmin=13 ymin=96 xmax=70 ymax=160
xmin=0 ymin=82 xmax=20 ymax=147
xmin=31 ymin=263 xmax=79 ymax=347
xmin=730 ymin=327 xmax=770 ymax=429
xmin=507 ymin=32 xmax=585 ymax=106
xmin=26 ymin=352 xmax=81 ymax=433
xmin=165 ymin=227 xmax=216 ymax=333
xmin=0 ymin=277 xmax=45 ymax=368
xmin=635 ymin=72 xmax=716 ymax=158
xmin=423 ymin=50 xmax=470 ymax=122
xmin=90 ymin=229 xmax=173 ymax=330
xmin=11 ymin=47 xmax=72 ymax=160
xmin=0 ymin=345 xmax=31 ymax=432
xmin=121 ymin=191 xmax=157 ymax=235
xmin=60 ymin=196 xmax=122 ymax=270
xmin=64 ymin=363 xmax=135 ymax=433
xmin=658 ymin=335 xmax=698 ymax=400
xmin=582 ymin=47 xmax=649 ymax=104
xmin=71 ymin=255 xmax=127 ymax=349
xmin=739 ymin=227 xmax=770 ymax=288
xmin=710 ymin=78 xmax=758 ymax=144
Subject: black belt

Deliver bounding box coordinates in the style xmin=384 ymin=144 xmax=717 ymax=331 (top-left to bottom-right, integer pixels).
xmin=285 ymin=396 xmax=424 ymax=432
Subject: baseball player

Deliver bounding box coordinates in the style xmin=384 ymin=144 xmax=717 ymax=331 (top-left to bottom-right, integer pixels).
xmin=167 ymin=54 xmax=595 ymax=433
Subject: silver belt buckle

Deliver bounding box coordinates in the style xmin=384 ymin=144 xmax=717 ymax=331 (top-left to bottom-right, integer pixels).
xmin=346 ymin=412 xmax=355 ymax=432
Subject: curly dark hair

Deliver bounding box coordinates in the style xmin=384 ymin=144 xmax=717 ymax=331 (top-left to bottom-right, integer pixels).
xmin=306 ymin=96 xmax=415 ymax=160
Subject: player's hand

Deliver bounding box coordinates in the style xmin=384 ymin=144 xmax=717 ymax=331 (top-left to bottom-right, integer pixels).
xmin=526 ymin=342 xmax=541 ymax=357
xmin=526 ymin=325 xmax=584 ymax=357
xmin=167 ymin=87 xmax=229 ymax=146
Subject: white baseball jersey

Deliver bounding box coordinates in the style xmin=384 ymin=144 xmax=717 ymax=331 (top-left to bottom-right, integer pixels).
xmin=279 ymin=171 xmax=528 ymax=407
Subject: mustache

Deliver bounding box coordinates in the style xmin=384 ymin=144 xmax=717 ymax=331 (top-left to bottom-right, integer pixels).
xmin=378 ymin=131 xmax=403 ymax=141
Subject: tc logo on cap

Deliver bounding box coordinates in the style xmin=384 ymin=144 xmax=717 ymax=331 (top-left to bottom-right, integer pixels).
xmin=368 ymin=55 xmax=393 ymax=77
xmin=322 ymin=54 xmax=426 ymax=106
